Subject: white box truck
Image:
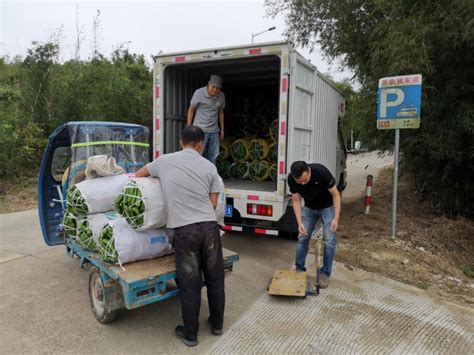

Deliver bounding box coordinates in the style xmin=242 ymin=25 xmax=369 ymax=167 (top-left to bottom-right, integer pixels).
xmin=153 ymin=41 xmax=347 ymax=236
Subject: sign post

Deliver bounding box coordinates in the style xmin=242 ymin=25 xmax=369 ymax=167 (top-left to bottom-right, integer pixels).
xmin=377 ymin=74 xmax=422 ymax=238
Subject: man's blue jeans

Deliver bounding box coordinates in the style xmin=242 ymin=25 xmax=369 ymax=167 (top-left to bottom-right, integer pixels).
xmin=295 ymin=206 xmax=337 ymax=277
xmin=201 ymin=132 xmax=220 ymax=165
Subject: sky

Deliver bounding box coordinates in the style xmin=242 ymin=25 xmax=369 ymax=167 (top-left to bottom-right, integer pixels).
xmin=1 ymin=0 xmax=352 ymax=82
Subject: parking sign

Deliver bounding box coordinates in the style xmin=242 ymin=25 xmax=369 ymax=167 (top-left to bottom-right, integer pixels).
xmin=377 ymin=74 xmax=422 ymax=129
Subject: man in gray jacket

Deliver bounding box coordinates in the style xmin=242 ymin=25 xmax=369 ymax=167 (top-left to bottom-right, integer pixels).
xmin=135 ymin=126 xmax=225 ymax=347
xmin=187 ymin=75 xmax=225 ymax=165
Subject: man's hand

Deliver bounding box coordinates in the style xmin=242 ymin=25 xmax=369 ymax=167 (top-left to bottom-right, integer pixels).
xmin=330 ymin=218 xmax=339 ymax=232
xmin=298 ymin=222 xmax=308 ymax=236
xmin=220 ymin=130 xmax=224 ymax=140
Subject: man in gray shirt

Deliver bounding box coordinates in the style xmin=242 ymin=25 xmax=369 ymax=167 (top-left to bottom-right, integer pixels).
xmin=187 ymin=74 xmax=225 ymax=165
xmin=135 ymin=126 xmax=225 ymax=347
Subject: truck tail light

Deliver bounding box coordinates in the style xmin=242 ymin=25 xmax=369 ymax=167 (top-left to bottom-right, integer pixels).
xmin=247 ymin=204 xmax=273 ymax=216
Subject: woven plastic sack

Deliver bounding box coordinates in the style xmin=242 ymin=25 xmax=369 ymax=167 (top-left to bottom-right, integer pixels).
xmin=114 ymin=177 xmax=166 ymax=231
xmin=248 ymin=160 xmax=271 ymax=181
xmin=84 ymin=155 xmax=125 ymax=179
xmin=98 ymin=218 xmax=174 ymax=265
xmin=215 ymin=178 xmax=226 ymax=226
xmin=66 ymin=174 xmax=130 ymax=215
xmin=229 ymin=161 xmax=249 ymax=179
xmin=77 ymin=211 xmax=119 ymax=251
xmin=230 ymin=138 xmax=252 ymax=161
xmin=249 ymin=138 xmax=271 ymax=161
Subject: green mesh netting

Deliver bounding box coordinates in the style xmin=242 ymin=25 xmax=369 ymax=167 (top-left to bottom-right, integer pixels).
xmin=230 ymin=138 xmax=252 ymax=161
xmin=217 ymin=159 xmax=233 ymax=178
xmin=66 ymin=185 xmax=88 ymax=215
xmin=114 ymin=180 xmax=145 ymax=228
xmin=248 ymin=160 xmax=271 ymax=181
xmin=228 ymin=161 xmax=249 ymax=179
xmin=98 ymin=224 xmax=119 ymax=264
xmin=249 ymin=138 xmax=271 ymax=161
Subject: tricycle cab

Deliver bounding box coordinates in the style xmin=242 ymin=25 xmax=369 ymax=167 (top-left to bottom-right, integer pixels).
xmin=38 ymin=121 xmax=149 ymax=246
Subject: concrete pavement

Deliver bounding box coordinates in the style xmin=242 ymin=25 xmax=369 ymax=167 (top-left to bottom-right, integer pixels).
xmin=1 ymin=152 xmax=473 ymax=354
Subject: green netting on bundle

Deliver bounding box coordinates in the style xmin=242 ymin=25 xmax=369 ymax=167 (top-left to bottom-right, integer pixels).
xmin=269 ymin=120 xmax=279 ymax=141
xmin=66 ymin=185 xmax=88 ymax=215
xmin=98 ymin=225 xmax=119 ymax=264
xmin=248 ymin=160 xmax=271 ymax=181
xmin=229 ymin=161 xmax=249 ymax=179
xmin=270 ymin=163 xmax=277 ymax=181
xmin=268 ymin=142 xmax=278 ymax=163
xmin=62 ymin=210 xmax=78 ymax=239
xmin=217 ymin=159 xmax=232 ymax=178
xmin=218 ymin=138 xmax=234 ymax=161
xmin=230 ymin=138 xmax=252 ymax=161
xmin=114 ymin=181 xmax=145 ymax=228
xmin=77 ymin=218 xmax=98 ymax=251
xmin=249 ymin=139 xmax=271 ymax=161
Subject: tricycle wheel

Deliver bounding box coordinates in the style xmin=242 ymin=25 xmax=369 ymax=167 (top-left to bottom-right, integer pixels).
xmin=88 ymin=266 xmax=119 ymax=323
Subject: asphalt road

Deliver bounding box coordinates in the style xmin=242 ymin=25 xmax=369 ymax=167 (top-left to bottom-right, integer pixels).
xmin=1 ymin=152 xmax=472 ymax=354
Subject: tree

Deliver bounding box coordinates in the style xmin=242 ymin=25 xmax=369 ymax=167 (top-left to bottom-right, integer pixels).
xmin=266 ymin=0 xmax=474 ymax=217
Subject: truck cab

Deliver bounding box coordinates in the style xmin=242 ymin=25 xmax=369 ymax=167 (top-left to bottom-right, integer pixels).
xmin=38 ymin=121 xmax=149 ymax=246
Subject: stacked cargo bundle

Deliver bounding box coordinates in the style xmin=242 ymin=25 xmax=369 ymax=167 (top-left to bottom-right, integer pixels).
xmin=63 ymin=171 xmax=226 ymax=266
xmin=217 ymin=119 xmax=279 ymax=181
xmin=62 ymin=173 xmax=173 ymax=266
xmin=63 ymin=174 xmax=130 ymax=251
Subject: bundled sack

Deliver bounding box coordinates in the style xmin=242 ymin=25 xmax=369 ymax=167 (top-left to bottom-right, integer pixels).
xmin=230 ymin=138 xmax=252 ymax=161
xmin=217 ymin=159 xmax=232 ymax=179
xmin=98 ymin=218 xmax=174 ymax=265
xmin=249 ymin=138 xmax=271 ymax=161
xmin=217 ymin=137 xmax=234 ymax=161
xmin=248 ymin=160 xmax=271 ymax=181
xmin=229 ymin=161 xmax=249 ymax=179
xmin=114 ymin=177 xmax=166 ymax=231
xmin=67 ymin=174 xmax=130 ymax=215
xmin=77 ymin=211 xmax=119 ymax=251
xmin=62 ymin=210 xmax=78 ymax=239
xmin=84 ymin=155 xmax=125 ymax=179
xmin=270 ymin=163 xmax=277 ymax=182
xmin=269 ymin=119 xmax=279 ymax=141
xmin=268 ymin=142 xmax=278 ymax=163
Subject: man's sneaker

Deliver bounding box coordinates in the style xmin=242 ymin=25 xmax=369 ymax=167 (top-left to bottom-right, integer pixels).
xmin=175 ymin=326 xmax=198 ymax=347
xmin=319 ymin=273 xmax=330 ymax=289
xmin=208 ymin=318 xmax=223 ymax=336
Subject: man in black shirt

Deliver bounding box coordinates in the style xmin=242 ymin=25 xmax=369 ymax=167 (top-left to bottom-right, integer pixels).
xmin=288 ymin=161 xmax=341 ymax=288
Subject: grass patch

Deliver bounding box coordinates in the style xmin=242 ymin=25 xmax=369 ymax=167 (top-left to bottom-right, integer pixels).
xmin=459 ymin=264 xmax=474 ymax=279
xmin=416 ymin=282 xmax=429 ymax=290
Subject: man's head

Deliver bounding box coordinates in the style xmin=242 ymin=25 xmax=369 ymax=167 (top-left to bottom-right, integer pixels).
xmin=181 ymin=125 xmax=204 ymax=152
xmin=207 ymin=74 xmax=223 ymax=97
xmin=291 ymin=161 xmax=311 ymax=185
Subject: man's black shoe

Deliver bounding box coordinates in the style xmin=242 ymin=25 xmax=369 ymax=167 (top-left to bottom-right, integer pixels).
xmin=175 ymin=325 xmax=198 ymax=347
xmin=208 ymin=318 xmax=223 ymax=336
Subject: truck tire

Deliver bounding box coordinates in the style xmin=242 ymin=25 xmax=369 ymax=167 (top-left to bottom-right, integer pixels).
xmin=88 ymin=266 xmax=120 ymax=324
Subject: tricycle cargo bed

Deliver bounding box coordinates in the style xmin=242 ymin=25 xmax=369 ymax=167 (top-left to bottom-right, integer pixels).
xmin=66 ymin=238 xmax=238 ymax=322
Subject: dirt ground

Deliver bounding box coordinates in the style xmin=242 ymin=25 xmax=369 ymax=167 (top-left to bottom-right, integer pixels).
xmin=336 ymin=167 xmax=474 ymax=306
xmin=0 ymin=178 xmax=37 ymax=214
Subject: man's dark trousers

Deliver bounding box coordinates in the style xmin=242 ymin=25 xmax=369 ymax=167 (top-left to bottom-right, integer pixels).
xmin=174 ymin=221 xmax=225 ymax=340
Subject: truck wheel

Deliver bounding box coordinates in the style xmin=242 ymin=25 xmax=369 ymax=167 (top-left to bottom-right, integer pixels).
xmin=88 ymin=267 xmax=119 ymax=324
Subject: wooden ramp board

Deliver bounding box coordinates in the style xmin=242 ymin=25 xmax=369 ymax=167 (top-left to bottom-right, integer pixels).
xmin=267 ymin=270 xmax=307 ymax=297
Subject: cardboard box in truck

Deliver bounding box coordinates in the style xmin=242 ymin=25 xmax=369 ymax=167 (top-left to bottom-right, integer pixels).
xmin=153 ymin=41 xmax=347 ymax=235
